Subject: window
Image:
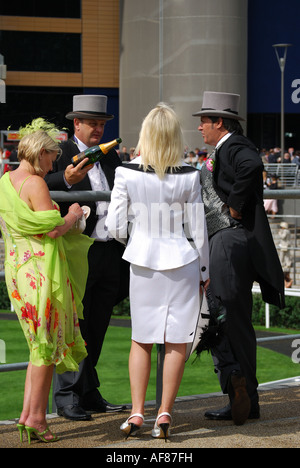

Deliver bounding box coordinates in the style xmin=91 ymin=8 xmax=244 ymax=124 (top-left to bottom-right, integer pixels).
xmin=0 ymin=0 xmax=81 ymax=18
xmin=0 ymin=31 xmax=81 ymax=73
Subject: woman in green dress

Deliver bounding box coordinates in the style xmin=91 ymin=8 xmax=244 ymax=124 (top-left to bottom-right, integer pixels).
xmin=0 ymin=119 xmax=93 ymax=444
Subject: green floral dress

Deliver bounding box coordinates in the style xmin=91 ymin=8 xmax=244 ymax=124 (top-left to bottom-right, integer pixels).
xmin=0 ymin=173 xmax=93 ymax=374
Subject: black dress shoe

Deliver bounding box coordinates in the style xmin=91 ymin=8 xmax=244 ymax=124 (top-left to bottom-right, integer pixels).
xmin=205 ymin=403 xmax=260 ymax=422
xmin=83 ymin=398 xmax=127 ymax=414
xmin=57 ymin=405 xmax=92 ymax=421
xmin=205 ymin=403 xmax=232 ymax=421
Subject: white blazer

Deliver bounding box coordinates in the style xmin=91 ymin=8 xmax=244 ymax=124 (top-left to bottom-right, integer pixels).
xmin=106 ymin=158 xmax=209 ymax=281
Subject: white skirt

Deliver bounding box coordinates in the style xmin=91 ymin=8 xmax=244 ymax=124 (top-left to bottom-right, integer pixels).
xmin=129 ymin=258 xmax=200 ymax=344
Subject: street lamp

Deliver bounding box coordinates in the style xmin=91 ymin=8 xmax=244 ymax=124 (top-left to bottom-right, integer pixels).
xmin=272 ymin=43 xmax=292 ymax=163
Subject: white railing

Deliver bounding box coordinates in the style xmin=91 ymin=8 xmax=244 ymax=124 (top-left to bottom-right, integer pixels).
xmin=252 ymin=284 xmax=300 ymax=328
xmin=264 ymin=163 xmax=299 ymax=187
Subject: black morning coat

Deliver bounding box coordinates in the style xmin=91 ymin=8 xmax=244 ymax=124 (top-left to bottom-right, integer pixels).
xmin=45 ymin=137 xmax=129 ymax=304
xmin=45 ymin=137 xmax=122 ymax=235
xmin=212 ymin=133 xmax=285 ymax=309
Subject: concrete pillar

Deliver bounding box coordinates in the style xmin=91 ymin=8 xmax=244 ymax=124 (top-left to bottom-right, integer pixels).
xmin=119 ymin=0 xmax=248 ymax=152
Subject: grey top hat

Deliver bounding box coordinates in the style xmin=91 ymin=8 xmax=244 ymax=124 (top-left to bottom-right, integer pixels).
xmin=193 ymin=91 xmax=244 ymax=121
xmin=66 ymin=95 xmax=114 ymax=121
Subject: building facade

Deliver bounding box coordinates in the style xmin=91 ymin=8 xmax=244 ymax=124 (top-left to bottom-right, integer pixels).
xmin=0 ymin=0 xmax=120 ymax=142
xmin=119 ymin=0 xmax=248 ymax=151
xmin=247 ymin=0 xmax=300 ymax=151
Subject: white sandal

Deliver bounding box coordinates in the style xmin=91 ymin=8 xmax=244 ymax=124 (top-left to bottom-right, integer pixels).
xmin=151 ymin=412 xmax=172 ymax=441
xmin=120 ymin=413 xmax=144 ymax=439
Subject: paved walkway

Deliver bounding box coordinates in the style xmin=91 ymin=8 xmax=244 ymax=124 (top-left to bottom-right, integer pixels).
xmin=1 ymin=317 xmax=299 ymax=450
xmin=1 ymin=378 xmax=300 ymax=449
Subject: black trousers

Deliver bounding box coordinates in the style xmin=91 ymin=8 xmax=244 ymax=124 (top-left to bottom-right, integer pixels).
xmin=54 ymin=240 xmax=122 ymax=408
xmin=208 ymin=227 xmax=259 ymax=406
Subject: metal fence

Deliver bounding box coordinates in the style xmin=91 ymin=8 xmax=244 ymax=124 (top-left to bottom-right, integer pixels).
xmin=1 ymin=188 xmax=300 ymax=413
xmin=0 ymin=160 xmax=19 ymax=177
xmin=264 ymin=163 xmax=300 ymax=188
xmin=1 ymin=161 xmax=299 ymax=186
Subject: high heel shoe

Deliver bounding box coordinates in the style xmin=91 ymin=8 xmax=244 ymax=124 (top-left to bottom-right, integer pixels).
xmin=17 ymin=423 xmax=25 ymax=443
xmin=17 ymin=423 xmax=39 ymax=443
xmin=25 ymin=425 xmax=59 ymax=444
xmin=151 ymin=412 xmax=172 ymax=441
xmin=120 ymin=413 xmax=144 ymax=439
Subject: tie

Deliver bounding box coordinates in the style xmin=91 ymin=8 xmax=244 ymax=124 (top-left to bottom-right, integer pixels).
xmin=96 ymin=162 xmax=110 ymax=191
xmin=91 ymin=162 xmax=111 ymax=240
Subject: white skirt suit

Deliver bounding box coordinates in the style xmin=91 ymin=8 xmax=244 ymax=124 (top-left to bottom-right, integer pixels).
xmin=105 ymin=157 xmax=209 ymax=344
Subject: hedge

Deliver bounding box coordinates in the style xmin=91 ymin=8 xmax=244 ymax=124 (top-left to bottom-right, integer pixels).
xmin=113 ymin=292 xmax=300 ymax=329
xmin=1 ymin=281 xmax=299 ymax=329
xmin=252 ymin=293 xmax=300 ymax=329
xmin=0 ymin=281 xmax=10 ymax=310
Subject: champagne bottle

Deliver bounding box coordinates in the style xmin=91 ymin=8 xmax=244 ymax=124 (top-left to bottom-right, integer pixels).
xmin=71 ymin=137 xmax=122 ymax=167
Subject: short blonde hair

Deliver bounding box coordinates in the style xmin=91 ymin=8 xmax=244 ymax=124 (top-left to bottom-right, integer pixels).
xmin=17 ymin=119 xmax=62 ymax=175
xmin=135 ymin=103 xmax=184 ymax=179
xmin=18 ymin=130 xmax=61 ymax=175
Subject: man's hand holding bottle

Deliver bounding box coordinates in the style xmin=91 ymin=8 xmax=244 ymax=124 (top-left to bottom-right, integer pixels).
xmin=64 ymin=157 xmax=93 ymax=186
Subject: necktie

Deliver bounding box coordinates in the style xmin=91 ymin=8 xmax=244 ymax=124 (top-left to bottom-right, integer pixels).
xmin=95 ymin=162 xmax=109 ymax=192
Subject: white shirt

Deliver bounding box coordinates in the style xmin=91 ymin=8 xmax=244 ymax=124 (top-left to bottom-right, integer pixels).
xmin=216 ymin=132 xmax=232 ymax=150
xmin=74 ymin=137 xmax=112 ymax=241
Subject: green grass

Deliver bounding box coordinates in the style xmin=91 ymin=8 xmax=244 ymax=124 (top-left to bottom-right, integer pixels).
xmin=0 ymin=314 xmax=300 ymax=420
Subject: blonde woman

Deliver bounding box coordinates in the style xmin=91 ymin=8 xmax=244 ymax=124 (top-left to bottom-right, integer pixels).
xmin=106 ymin=103 xmax=209 ymax=440
xmin=0 ymin=119 xmax=93 ymax=444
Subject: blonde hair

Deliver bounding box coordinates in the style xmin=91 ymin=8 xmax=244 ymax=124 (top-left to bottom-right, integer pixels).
xmin=17 ymin=118 xmax=62 ymax=175
xmin=135 ymin=103 xmax=184 ymax=179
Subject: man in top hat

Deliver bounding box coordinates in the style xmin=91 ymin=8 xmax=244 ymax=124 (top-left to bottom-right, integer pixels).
xmin=193 ymin=91 xmax=285 ymax=425
xmin=45 ymin=94 xmax=128 ymax=421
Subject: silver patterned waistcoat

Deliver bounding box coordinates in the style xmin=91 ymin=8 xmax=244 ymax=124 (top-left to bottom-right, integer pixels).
xmin=200 ymin=150 xmax=231 ymax=238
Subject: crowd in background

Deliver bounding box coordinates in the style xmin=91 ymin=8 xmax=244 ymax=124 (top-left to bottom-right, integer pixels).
xmin=259 ymin=147 xmax=300 ymax=166
xmin=2 ymin=141 xmax=300 ymax=171
xmin=117 ymin=144 xmax=300 ymax=171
